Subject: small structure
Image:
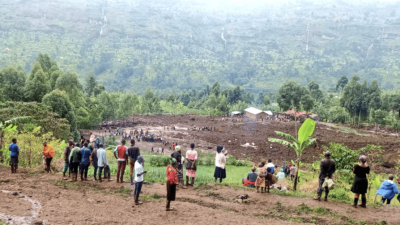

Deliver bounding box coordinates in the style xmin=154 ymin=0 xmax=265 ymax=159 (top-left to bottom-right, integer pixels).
xmin=231 ymin=111 xmax=242 ymax=116
xmin=245 ymin=107 xmax=267 ymax=120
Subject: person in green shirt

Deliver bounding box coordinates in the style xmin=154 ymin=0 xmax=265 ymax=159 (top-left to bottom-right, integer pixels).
xmin=69 ymin=143 xmax=82 ymax=182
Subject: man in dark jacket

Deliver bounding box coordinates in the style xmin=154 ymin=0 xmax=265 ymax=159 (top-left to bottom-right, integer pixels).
xmin=62 ymin=140 xmax=74 ymax=180
xmin=314 ymin=151 xmax=336 ymax=201
xmin=127 ymin=139 xmax=140 ymax=185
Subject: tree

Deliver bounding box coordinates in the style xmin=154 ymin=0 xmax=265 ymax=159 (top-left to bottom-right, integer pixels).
xmin=93 ymin=85 xmax=105 ymax=97
xmin=336 ymin=75 xmax=348 ymax=91
xmin=312 ymin=103 xmax=329 ymax=121
xmin=55 ymin=73 xmax=86 ymax=108
xmin=367 ymin=79 xmax=382 ymax=110
xmin=340 ymin=75 xmax=368 ymax=119
xmin=268 ymin=119 xmax=317 ymax=191
xmin=369 ymin=109 xmax=388 ymax=126
xmin=42 ymin=90 xmax=77 ymax=133
xmin=50 ymin=70 xmax=62 ymax=90
xmin=0 ymin=117 xmax=32 ymax=149
xmin=0 ymin=66 xmax=26 ymax=101
xmin=141 ymin=88 xmax=162 ymax=114
xmin=117 ymin=94 xmax=140 ymax=119
xmin=329 ymin=106 xmax=349 ymax=123
xmin=24 ymin=67 xmax=51 ymax=102
xmin=97 ymin=92 xmax=115 ymax=120
xmin=308 ymin=81 xmax=319 ymax=92
xmin=276 ymin=81 xmax=313 ymax=112
xmin=37 ymin=53 xmax=53 ymax=75
xmin=86 ymin=72 xmax=97 ymax=97
xmin=211 ymin=82 xmax=221 ymax=97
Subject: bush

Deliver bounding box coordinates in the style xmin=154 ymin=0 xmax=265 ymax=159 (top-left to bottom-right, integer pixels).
xmin=149 ymin=155 xmax=171 ymax=167
xmin=322 ymin=143 xmax=361 ymax=170
xmin=328 ymin=187 xmax=350 ymax=202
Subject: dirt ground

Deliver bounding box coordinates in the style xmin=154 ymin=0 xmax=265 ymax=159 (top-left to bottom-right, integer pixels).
xmin=89 ymin=114 xmax=400 ymax=174
xmin=0 ymin=165 xmax=399 ymax=225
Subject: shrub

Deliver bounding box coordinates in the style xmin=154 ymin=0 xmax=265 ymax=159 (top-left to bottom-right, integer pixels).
xmin=149 ymin=155 xmax=171 ymax=167
xmin=322 ymin=143 xmax=361 ymax=170
xmin=328 ymin=187 xmax=350 ymax=202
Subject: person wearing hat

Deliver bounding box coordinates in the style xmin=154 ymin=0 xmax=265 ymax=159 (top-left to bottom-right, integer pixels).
xmin=351 ymin=155 xmax=370 ymax=208
xmin=166 ymin=158 xmax=178 ymax=211
xmin=376 ymin=175 xmax=399 ymax=205
xmin=314 ymin=151 xmax=336 ymax=201
xmin=171 ymin=145 xmax=185 ymax=188
xmin=214 ymin=146 xmax=227 ymax=183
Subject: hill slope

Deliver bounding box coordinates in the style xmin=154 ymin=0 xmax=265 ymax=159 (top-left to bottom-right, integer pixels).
xmin=1 ymin=0 xmax=400 ymax=93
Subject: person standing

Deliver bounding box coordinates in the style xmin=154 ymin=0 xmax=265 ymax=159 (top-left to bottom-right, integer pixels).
xmin=314 ymin=151 xmax=336 ymax=201
xmin=80 ymin=142 xmax=92 ymax=181
xmin=62 ymin=141 xmax=74 ymax=180
xmin=214 ymin=146 xmax=227 ymax=183
xmin=185 ymin=143 xmax=198 ymax=186
xmin=9 ymin=138 xmax=20 ymax=173
xmin=351 ymin=155 xmax=370 ymax=208
xmin=69 ymin=143 xmax=81 ymax=182
xmin=43 ymin=142 xmax=55 ymax=173
xmin=127 ymin=139 xmax=141 ymax=185
xmin=166 ymin=158 xmax=178 ymax=211
xmin=97 ymin=143 xmax=108 ymax=182
xmin=290 ymin=164 xmax=296 ymax=181
xmin=376 ymin=175 xmax=399 ymax=205
xmin=114 ymin=139 xmax=128 ymax=183
xmin=171 ymin=145 xmax=185 ymax=188
xmin=92 ymin=146 xmax=99 ymax=181
xmin=134 ymin=156 xmax=147 ymax=205
xmin=255 ymin=162 xmax=266 ymax=193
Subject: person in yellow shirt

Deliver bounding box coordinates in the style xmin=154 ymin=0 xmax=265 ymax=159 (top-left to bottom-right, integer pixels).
xmin=43 ymin=141 xmax=55 ymax=173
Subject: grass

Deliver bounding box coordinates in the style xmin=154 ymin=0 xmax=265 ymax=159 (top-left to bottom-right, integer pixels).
xmin=335 ymin=126 xmax=367 ymax=136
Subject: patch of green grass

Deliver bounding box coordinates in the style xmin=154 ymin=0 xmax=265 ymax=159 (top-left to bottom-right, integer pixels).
xmin=0 ymin=221 xmax=7 ymax=225
xmin=141 ymin=192 xmax=161 ymax=201
xmin=313 ymin=207 xmax=327 ymax=215
xmin=288 ymin=218 xmax=304 ymax=222
xmin=26 ymin=170 xmax=44 ymax=177
xmin=257 ymin=215 xmax=265 ymax=219
xmin=114 ymin=187 xmax=130 ymax=196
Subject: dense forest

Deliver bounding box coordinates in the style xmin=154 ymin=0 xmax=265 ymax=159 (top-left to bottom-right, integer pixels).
xmin=1 ymin=0 xmax=400 ymax=94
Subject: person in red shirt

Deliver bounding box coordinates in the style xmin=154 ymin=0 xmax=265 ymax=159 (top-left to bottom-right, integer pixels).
xmin=113 ymin=139 xmax=128 ymax=183
xmin=166 ymin=158 xmax=178 ymax=211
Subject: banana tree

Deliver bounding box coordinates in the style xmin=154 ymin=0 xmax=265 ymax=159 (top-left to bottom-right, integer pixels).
xmin=0 ymin=116 xmax=32 ymax=148
xmin=268 ymin=118 xmax=317 ymax=191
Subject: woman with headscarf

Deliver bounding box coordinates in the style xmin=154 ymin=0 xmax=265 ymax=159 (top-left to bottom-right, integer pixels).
xmin=351 ymin=155 xmax=370 ymax=208
xmin=185 ymin=143 xmax=198 ymax=186
xmin=166 ymin=158 xmax=178 ymax=211
xmin=171 ymin=145 xmax=185 ymax=188
xmin=134 ymin=156 xmax=147 ymax=205
xmin=255 ymin=162 xmax=267 ymax=193
xmin=214 ymin=146 xmax=227 ymax=183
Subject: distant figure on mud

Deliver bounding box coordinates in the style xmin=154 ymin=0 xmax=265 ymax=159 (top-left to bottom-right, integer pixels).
xmin=351 ymin=155 xmax=370 ymax=208
xmin=43 ymin=141 xmax=55 ymax=173
xmin=166 ymin=158 xmax=178 ymax=211
xmin=214 ymin=146 xmax=227 ymax=183
xmin=314 ymin=151 xmax=336 ymax=202
xmin=376 ymin=175 xmax=399 ymax=205
xmin=127 ymin=139 xmax=141 ymax=185
xmin=9 ymin=138 xmax=20 ymax=173
xmin=186 ymin=143 xmax=198 ymax=186
xmin=134 ymin=156 xmax=147 ymax=205
xmin=114 ymin=139 xmax=128 ymax=183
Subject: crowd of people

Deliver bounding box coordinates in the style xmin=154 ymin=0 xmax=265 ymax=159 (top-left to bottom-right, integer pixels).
xmin=7 ymin=136 xmax=400 ymax=210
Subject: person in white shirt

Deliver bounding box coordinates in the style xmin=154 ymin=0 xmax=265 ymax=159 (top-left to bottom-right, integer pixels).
xmin=134 ymin=156 xmax=147 ymax=205
xmin=214 ymin=146 xmax=227 ymax=183
xmin=265 ymin=159 xmax=275 ymax=174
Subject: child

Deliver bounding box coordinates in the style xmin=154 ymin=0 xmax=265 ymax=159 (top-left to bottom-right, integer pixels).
xmin=255 ymin=162 xmax=266 ymax=193
xmin=166 ymin=158 xmax=178 ymax=211
xmin=134 ymin=156 xmax=147 ymax=205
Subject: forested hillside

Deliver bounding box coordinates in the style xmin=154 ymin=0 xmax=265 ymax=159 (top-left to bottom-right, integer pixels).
xmin=1 ymin=0 xmax=400 ymax=93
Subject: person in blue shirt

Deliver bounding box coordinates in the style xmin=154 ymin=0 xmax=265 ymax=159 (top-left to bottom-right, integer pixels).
xmin=80 ymin=141 xmax=92 ymax=181
xmin=9 ymin=138 xmax=20 ymax=173
xmin=376 ymin=175 xmax=399 ymax=205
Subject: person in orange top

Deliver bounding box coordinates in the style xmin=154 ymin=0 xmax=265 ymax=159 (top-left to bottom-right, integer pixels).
xmin=166 ymin=158 xmax=178 ymax=211
xmin=43 ymin=141 xmax=55 ymax=173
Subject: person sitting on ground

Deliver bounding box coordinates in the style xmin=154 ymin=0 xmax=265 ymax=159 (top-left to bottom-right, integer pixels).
xmin=255 ymin=162 xmax=267 ymax=193
xmin=42 ymin=141 xmax=55 ymax=173
xmin=351 ymin=155 xmax=370 ymax=208
xmin=9 ymin=138 xmax=20 ymax=174
xmin=376 ymin=175 xmax=399 ymax=205
xmin=265 ymin=159 xmax=275 ymax=174
xmin=276 ymin=168 xmax=286 ymax=180
xmin=134 ymin=156 xmax=147 ymax=205
xmin=242 ymin=167 xmax=257 ymax=188
xmin=166 ymin=158 xmax=178 ymax=211
xmin=214 ymin=146 xmax=227 ymax=183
